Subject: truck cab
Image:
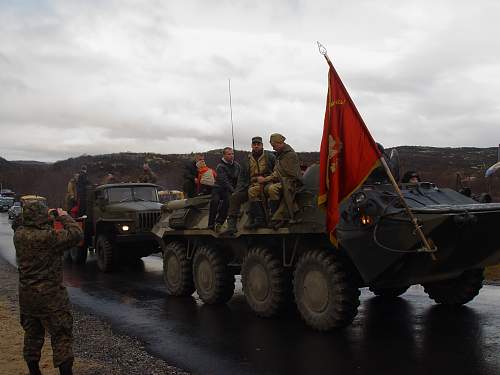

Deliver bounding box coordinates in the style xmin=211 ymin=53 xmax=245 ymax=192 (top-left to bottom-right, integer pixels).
xmin=69 ymin=183 xmax=163 ymax=272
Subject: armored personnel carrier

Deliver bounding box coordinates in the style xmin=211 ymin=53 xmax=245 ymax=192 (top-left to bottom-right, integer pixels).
xmin=152 ymin=165 xmax=500 ymax=331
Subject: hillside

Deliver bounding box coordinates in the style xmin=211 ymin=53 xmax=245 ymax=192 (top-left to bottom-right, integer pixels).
xmin=0 ymin=146 xmax=499 ymax=206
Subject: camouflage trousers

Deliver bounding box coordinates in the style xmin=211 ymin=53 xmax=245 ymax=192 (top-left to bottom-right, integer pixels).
xmin=20 ymin=309 xmax=73 ymax=367
xmin=19 ymin=288 xmax=73 ymax=367
xmin=248 ymin=182 xmax=280 ymax=201
xmin=227 ymin=191 xmax=248 ymax=217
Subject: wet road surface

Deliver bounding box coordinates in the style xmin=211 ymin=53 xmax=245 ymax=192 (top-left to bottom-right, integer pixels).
xmin=1 ymin=213 xmax=499 ymax=375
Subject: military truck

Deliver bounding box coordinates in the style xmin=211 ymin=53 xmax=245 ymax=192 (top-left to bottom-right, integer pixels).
xmin=67 ymin=183 xmax=162 ymax=272
xmin=152 ymin=165 xmax=500 ymax=331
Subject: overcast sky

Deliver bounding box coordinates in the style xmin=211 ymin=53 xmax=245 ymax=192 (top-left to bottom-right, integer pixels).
xmin=1 ymin=0 xmax=499 ymax=162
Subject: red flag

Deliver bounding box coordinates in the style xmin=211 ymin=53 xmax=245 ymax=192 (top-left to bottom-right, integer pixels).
xmin=318 ymin=58 xmax=381 ymax=244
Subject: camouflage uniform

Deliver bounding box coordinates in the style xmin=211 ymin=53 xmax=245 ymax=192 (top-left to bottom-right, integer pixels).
xmin=262 ymin=142 xmax=302 ymax=222
xmin=222 ymin=139 xmax=276 ymax=234
xmin=247 ymin=151 xmax=276 ymax=201
xmin=13 ymin=201 xmax=83 ymax=369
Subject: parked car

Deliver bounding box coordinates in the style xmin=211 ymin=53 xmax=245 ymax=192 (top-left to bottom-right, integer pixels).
xmin=8 ymin=203 xmax=22 ymax=220
xmin=0 ymin=189 xmax=16 ymax=212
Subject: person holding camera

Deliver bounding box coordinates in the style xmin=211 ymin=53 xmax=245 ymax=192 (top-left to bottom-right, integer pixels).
xmin=13 ymin=201 xmax=83 ymax=375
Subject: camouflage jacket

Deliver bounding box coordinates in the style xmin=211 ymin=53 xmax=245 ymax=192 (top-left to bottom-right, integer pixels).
xmin=263 ymin=144 xmax=301 ymax=183
xmin=235 ymin=151 xmax=276 ymax=193
xmin=249 ymin=151 xmax=276 ymax=180
xmin=14 ymin=214 xmax=83 ymax=314
xmin=264 ymin=144 xmax=302 ymax=221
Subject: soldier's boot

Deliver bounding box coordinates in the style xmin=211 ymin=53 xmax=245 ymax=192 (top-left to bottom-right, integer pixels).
xmin=58 ymin=360 xmax=73 ymax=375
xmin=245 ymin=201 xmax=266 ymax=229
xmin=268 ymin=200 xmax=279 ymax=217
xmin=221 ymin=216 xmax=238 ymax=235
xmin=268 ymin=200 xmax=284 ymax=230
xmin=26 ymin=361 xmax=42 ymax=375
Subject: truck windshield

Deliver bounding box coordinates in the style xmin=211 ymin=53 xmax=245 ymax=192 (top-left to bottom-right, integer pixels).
xmin=107 ymin=186 xmax=159 ymax=203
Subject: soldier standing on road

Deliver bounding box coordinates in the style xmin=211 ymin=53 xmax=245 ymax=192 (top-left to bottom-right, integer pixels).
xmin=258 ymin=133 xmax=302 ymax=228
xmin=13 ymin=201 xmax=83 ymax=375
xmin=208 ymin=147 xmax=241 ymax=231
xmin=222 ymin=136 xmax=276 ymax=234
xmin=139 ymin=163 xmax=158 ymax=183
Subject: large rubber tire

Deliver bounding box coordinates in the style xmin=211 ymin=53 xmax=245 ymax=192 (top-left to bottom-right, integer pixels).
xmin=369 ymin=285 xmax=409 ymax=298
xmin=241 ymin=247 xmax=290 ymax=317
xmin=163 ymin=241 xmax=195 ymax=296
xmin=193 ymin=245 xmax=234 ymax=304
xmin=423 ymin=268 xmax=484 ymax=305
xmin=70 ymin=246 xmax=87 ymax=265
xmin=96 ymin=235 xmax=114 ymax=272
xmin=293 ymin=250 xmax=360 ymax=331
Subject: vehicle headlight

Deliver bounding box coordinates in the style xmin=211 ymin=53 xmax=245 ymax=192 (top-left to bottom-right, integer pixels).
xmin=121 ymin=225 xmax=130 ymax=231
xmin=360 ymin=215 xmax=373 ymax=225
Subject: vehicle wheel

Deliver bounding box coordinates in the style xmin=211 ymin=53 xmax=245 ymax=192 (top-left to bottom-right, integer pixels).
xmin=163 ymin=241 xmax=195 ymax=296
xmin=241 ymin=246 xmax=290 ymax=317
xmin=96 ymin=235 xmax=114 ymax=272
xmin=423 ymin=268 xmax=484 ymax=305
xmin=193 ymin=245 xmax=234 ymax=304
xmin=293 ymin=249 xmax=360 ymax=331
xmin=70 ymin=246 xmax=87 ymax=265
xmin=369 ymin=286 xmax=409 ymax=298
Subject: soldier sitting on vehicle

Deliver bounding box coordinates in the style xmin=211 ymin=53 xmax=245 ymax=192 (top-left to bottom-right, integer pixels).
xmin=402 ymin=170 xmax=421 ymax=184
xmin=196 ymin=158 xmax=216 ymax=195
xmin=182 ymin=154 xmax=204 ymax=198
xmin=208 ymin=147 xmax=240 ymax=231
xmin=222 ymin=136 xmax=276 ymax=234
xmin=257 ymin=133 xmax=302 ymax=229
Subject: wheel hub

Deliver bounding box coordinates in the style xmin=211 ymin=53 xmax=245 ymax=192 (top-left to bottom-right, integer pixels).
xmin=166 ymin=254 xmax=180 ymax=286
xmin=248 ymin=263 xmax=270 ymax=302
xmin=303 ymin=270 xmax=329 ymax=313
xmin=197 ymin=258 xmax=215 ymax=294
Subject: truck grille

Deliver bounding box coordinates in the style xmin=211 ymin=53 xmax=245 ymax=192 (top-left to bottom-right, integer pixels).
xmin=138 ymin=211 xmax=161 ymax=232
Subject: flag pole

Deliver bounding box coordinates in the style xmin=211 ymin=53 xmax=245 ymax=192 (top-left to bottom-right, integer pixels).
xmin=379 ymin=157 xmax=437 ymax=260
xmin=316 ymin=41 xmax=437 ymax=260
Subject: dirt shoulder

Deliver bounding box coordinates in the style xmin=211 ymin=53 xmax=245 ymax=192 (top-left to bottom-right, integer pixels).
xmin=0 ymin=258 xmax=188 ymax=375
xmin=485 ymin=264 xmax=500 ymax=284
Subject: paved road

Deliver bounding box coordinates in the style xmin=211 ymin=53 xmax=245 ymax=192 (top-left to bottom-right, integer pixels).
xmin=1 ymin=212 xmax=499 ymax=375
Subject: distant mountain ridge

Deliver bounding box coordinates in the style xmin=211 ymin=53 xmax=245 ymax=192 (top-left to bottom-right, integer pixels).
xmin=0 ymin=146 xmax=498 ymax=206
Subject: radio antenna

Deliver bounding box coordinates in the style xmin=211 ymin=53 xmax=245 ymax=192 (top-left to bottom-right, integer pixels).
xmin=228 ymin=78 xmax=235 ymax=150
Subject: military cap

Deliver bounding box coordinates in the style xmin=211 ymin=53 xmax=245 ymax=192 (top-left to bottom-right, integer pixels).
xmin=269 ymin=133 xmax=286 ymax=143
xmin=251 ymin=136 xmax=263 ymax=144
xmin=22 ymin=200 xmax=49 ymax=227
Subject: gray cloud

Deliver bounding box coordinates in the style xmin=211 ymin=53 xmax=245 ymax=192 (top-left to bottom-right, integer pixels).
xmin=0 ymin=0 xmax=499 ymax=161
